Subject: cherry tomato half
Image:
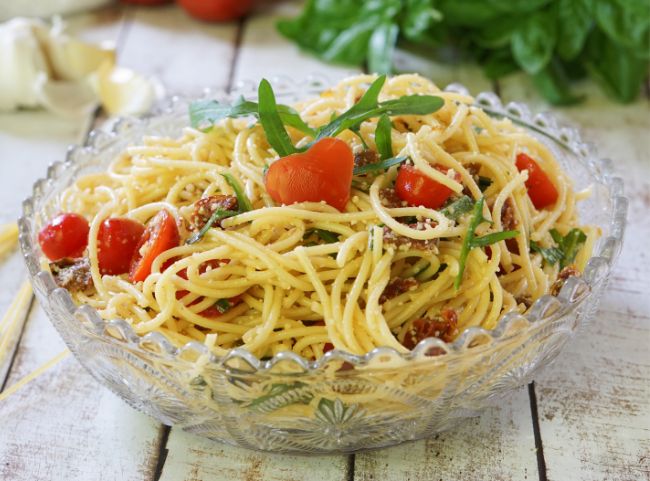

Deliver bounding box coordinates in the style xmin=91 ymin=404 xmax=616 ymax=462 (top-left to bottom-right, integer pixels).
xmin=38 ymin=213 xmax=89 ymax=261
xmin=177 ymin=0 xmax=253 ymax=22
xmin=129 ymin=209 xmax=180 ymax=282
xmin=515 ymin=153 xmax=558 ymax=209
xmin=395 ymin=165 xmax=459 ymax=209
xmin=265 ymin=137 xmax=354 ymax=212
xmin=97 ymin=218 xmax=145 ymax=275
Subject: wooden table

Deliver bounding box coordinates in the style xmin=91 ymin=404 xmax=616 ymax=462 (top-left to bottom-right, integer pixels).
xmin=0 ymin=3 xmax=648 ymax=480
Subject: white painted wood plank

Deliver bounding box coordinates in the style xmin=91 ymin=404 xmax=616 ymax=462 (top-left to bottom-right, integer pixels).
xmin=354 ymin=387 xmax=538 ymax=481
xmin=234 ymin=0 xmax=355 ymax=83
xmin=499 ymin=74 xmax=650 ymax=481
xmin=119 ymin=4 xmax=238 ymax=93
xmin=159 ymin=430 xmax=350 ymax=481
xmin=0 ymin=9 xmax=166 ymax=481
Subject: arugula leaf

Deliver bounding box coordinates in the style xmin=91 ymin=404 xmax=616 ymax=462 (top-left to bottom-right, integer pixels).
xmin=189 ymin=98 xmax=316 ymax=136
xmin=551 ymin=228 xmax=587 ymax=268
xmin=222 ymin=173 xmax=252 ymax=212
xmin=455 ymin=197 xmax=519 ymax=289
xmin=353 ymin=155 xmax=407 ymax=175
xmin=375 ymin=114 xmax=393 ymax=160
xmin=441 ymin=195 xmax=474 ymax=221
xmin=531 ymin=228 xmax=587 ymax=268
xmin=379 ymin=95 xmax=444 ymax=115
xmin=530 ymin=240 xmax=564 ymax=265
xmin=186 ymin=209 xmax=239 ymax=245
xmin=258 ymin=79 xmax=299 ymax=157
xmin=304 ymin=228 xmax=340 ymax=243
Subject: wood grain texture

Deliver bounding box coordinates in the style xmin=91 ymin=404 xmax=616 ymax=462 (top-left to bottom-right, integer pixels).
xmin=159 ymin=430 xmax=350 ymax=481
xmin=499 ymin=75 xmax=650 ymax=481
xmin=354 ymin=387 xmax=539 ymax=481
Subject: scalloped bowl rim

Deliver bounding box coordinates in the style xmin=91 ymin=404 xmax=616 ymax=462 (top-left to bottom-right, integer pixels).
xmin=17 ymin=75 xmax=627 ymax=374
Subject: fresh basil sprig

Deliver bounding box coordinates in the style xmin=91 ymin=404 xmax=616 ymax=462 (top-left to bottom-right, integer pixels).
xmin=353 ymin=155 xmax=407 ymax=175
xmin=189 ymin=97 xmax=316 ymax=136
xmin=455 ymin=197 xmax=519 ymax=289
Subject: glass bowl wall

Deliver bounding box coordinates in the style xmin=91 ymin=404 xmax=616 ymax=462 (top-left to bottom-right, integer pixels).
xmin=18 ymin=77 xmax=626 ymax=453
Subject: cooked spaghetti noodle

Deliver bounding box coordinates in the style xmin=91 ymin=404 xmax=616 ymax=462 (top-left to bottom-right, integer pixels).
xmin=52 ymin=74 xmax=594 ymax=359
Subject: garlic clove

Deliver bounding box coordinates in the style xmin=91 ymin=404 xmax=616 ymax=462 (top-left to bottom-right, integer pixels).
xmin=35 ymin=75 xmax=98 ymax=119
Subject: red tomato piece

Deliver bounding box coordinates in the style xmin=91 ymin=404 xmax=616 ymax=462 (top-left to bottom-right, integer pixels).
xmin=178 ymin=0 xmax=253 ymax=22
xmin=264 ymin=137 xmax=354 ymax=211
xmin=38 ymin=213 xmax=89 ymax=261
xmin=129 ymin=209 xmax=180 ymax=282
xmin=515 ymin=153 xmax=558 ymax=209
xmin=395 ymin=164 xmax=459 ymax=209
xmin=97 ymin=218 xmax=145 ymax=275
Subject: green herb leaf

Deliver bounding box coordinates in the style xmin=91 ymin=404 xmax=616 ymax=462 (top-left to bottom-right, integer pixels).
xmin=511 ymin=11 xmax=557 ymax=75
xmin=214 ymin=298 xmax=232 ymax=314
xmin=530 ymin=239 xmax=564 ymax=265
xmin=186 ymin=209 xmax=239 ymax=245
xmin=258 ymin=79 xmax=299 ymax=157
xmin=189 ymin=98 xmax=316 ymax=136
xmin=222 ymin=172 xmax=252 ymax=212
xmin=477 ymin=176 xmax=493 ymax=192
xmin=304 ymin=228 xmax=340 ymax=244
xmin=368 ymin=22 xmax=399 ymax=74
xmin=375 ymin=114 xmax=393 ymax=160
xmin=551 ymin=228 xmax=587 ymax=268
xmin=353 ymin=155 xmax=407 ymax=175
xmin=379 ymin=95 xmax=444 ymax=116
xmin=555 ymin=0 xmax=592 ymax=61
xmin=455 ymin=197 xmax=519 ymax=289
xmin=441 ymin=195 xmax=474 ymax=221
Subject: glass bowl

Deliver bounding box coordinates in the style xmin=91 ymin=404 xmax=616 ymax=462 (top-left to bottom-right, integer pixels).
xmin=18 ymin=76 xmax=627 ymax=453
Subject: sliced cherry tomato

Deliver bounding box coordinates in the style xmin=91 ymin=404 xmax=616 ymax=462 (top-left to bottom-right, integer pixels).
xmin=129 ymin=210 xmax=180 ymax=283
xmin=515 ymin=153 xmax=558 ymax=209
xmin=178 ymin=0 xmax=253 ymax=22
xmin=38 ymin=213 xmax=89 ymax=261
xmin=97 ymin=218 xmax=145 ymax=275
xmin=395 ymin=164 xmax=460 ymax=209
xmin=264 ymin=137 xmax=354 ymax=211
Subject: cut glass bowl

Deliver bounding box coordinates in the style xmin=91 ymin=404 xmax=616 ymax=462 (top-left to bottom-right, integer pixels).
xmin=18 ymin=76 xmax=627 ymax=453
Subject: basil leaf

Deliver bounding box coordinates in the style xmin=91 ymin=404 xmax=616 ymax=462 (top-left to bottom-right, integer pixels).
xmin=222 ymin=173 xmax=252 ymax=212
xmin=258 ymin=79 xmax=298 ymax=157
xmin=375 ymin=114 xmax=393 ymax=160
xmin=511 ymin=11 xmax=557 ymax=74
xmin=368 ymin=22 xmax=399 ymax=74
xmin=401 ymin=0 xmax=442 ymax=41
xmin=594 ymin=0 xmax=650 ymax=50
xmin=441 ymin=195 xmax=474 ymax=221
xmin=532 ymin=58 xmax=584 ymax=106
xmin=556 ymin=0 xmax=592 ymax=61
xmin=186 ymin=209 xmax=239 ymax=245
xmin=530 ymin=239 xmax=564 ymax=266
xmin=353 ymin=155 xmax=407 ymax=175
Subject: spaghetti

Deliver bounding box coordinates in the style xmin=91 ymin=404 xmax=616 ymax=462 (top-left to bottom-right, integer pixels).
xmin=47 ymin=74 xmax=594 ymax=359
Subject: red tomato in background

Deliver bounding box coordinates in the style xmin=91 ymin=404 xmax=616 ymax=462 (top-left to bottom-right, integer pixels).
xmin=38 ymin=213 xmax=89 ymax=261
xmin=395 ymin=165 xmax=459 ymax=209
xmin=97 ymin=218 xmax=145 ymax=275
xmin=120 ymin=0 xmax=172 ymax=5
xmin=264 ymin=137 xmax=354 ymax=211
xmin=178 ymin=0 xmax=253 ymax=21
xmin=515 ymin=153 xmax=558 ymax=209
xmin=129 ymin=209 xmax=180 ymax=282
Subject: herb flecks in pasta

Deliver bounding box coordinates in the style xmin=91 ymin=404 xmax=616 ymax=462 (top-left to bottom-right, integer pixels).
xmin=40 ymin=74 xmax=594 ymax=358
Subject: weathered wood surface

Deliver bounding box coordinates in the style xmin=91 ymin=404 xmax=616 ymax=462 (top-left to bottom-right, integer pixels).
xmin=0 ymin=2 xmax=648 ymax=481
